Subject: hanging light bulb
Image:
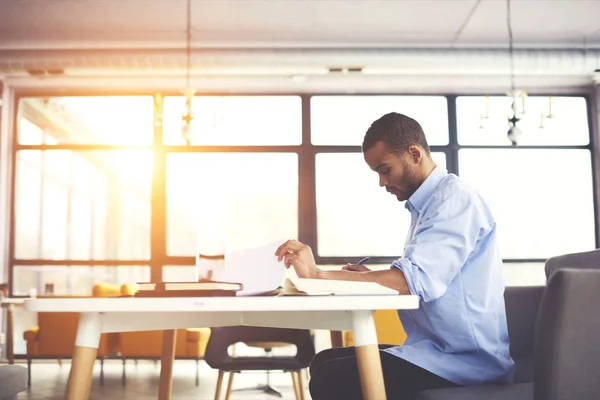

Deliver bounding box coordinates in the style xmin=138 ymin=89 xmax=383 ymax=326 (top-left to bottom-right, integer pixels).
xmin=545 ymin=96 xmax=555 ymax=118
xmin=180 ymin=0 xmax=195 ymax=145
xmin=479 ymin=95 xmax=490 ymax=129
xmin=505 ymin=0 xmax=523 ymax=146
xmin=181 ymin=88 xmax=195 ymax=145
xmin=507 ymin=98 xmax=522 ymax=146
xmin=520 ymin=91 xmax=527 ymax=114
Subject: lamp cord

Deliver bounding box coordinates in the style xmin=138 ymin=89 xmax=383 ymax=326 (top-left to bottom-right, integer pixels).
xmin=186 ymin=0 xmax=192 ymax=91
xmin=506 ymin=0 xmax=515 ymax=95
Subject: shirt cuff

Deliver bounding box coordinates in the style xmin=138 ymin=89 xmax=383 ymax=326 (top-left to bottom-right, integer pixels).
xmin=391 ymin=258 xmax=420 ymax=299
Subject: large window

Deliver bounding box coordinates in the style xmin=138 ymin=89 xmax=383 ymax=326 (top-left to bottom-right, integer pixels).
xmin=315 ymin=152 xmax=447 ymax=257
xmin=456 ymin=95 xmax=595 ymax=261
xmin=458 ymin=149 xmax=594 ymax=259
xmin=12 ymin=96 xmax=153 ymax=296
xmin=311 ymin=96 xmax=449 ymax=145
xmin=166 ymin=153 xmax=298 ymax=256
xmin=9 ymin=93 xmax=597 ymax=298
xmin=162 ymin=96 xmax=302 ymax=145
xmin=456 ymin=96 xmax=590 ymax=146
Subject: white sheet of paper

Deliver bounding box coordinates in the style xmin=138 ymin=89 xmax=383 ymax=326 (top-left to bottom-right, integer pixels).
xmin=220 ymin=240 xmax=286 ymax=296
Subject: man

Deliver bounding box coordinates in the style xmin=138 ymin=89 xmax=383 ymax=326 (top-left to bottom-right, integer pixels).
xmin=275 ymin=112 xmax=514 ymax=399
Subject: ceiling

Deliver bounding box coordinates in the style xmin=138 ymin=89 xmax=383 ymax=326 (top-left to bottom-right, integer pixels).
xmin=1 ymin=0 xmax=599 ymax=49
xmin=1 ymin=0 xmax=599 ymax=92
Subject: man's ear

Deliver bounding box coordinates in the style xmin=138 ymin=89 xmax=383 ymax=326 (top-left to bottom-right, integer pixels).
xmin=407 ymin=145 xmax=422 ymax=164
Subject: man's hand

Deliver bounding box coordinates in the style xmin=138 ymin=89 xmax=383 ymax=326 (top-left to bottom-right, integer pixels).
xmin=275 ymin=240 xmax=320 ymax=279
xmin=342 ymin=263 xmax=371 ymax=272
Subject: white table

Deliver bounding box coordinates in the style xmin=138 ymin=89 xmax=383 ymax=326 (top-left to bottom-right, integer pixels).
xmin=24 ymin=295 xmax=419 ymax=400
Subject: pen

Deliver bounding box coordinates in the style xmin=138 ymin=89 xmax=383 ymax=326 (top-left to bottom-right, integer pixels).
xmin=357 ymin=257 xmax=371 ymax=265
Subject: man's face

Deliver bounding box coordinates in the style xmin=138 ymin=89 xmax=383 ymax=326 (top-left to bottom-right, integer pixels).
xmin=363 ymin=141 xmax=419 ymax=202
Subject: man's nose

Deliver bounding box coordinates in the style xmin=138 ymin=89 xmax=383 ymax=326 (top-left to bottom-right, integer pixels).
xmin=379 ymin=175 xmax=388 ymax=187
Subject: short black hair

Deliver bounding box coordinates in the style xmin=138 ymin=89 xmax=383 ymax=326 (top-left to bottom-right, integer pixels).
xmin=362 ymin=112 xmax=430 ymax=156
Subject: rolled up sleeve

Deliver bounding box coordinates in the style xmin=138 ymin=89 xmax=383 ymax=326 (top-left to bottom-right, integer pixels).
xmin=391 ymin=192 xmax=491 ymax=302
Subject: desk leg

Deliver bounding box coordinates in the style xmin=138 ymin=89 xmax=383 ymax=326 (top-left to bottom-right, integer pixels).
xmin=350 ymin=310 xmax=386 ymax=400
xmin=66 ymin=312 xmax=102 ymax=400
xmin=158 ymin=329 xmax=177 ymax=400
xmin=7 ymin=304 xmax=14 ymax=364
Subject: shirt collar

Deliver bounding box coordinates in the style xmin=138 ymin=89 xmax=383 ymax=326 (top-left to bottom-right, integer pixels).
xmin=406 ymin=166 xmax=448 ymax=212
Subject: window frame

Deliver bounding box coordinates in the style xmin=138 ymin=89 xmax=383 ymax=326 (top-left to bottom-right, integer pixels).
xmin=6 ymin=90 xmax=599 ymax=297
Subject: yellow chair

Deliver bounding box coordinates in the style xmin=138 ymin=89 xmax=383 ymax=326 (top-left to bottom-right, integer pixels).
xmin=119 ymin=327 xmax=211 ymax=385
xmin=342 ymin=310 xmax=406 ymax=346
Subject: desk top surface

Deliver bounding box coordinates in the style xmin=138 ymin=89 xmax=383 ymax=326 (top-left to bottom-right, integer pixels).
xmin=0 ymin=298 xmax=25 ymax=306
xmin=24 ymin=295 xmax=419 ymax=313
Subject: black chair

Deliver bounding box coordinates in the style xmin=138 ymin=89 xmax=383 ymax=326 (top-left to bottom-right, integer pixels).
xmin=204 ymin=326 xmax=315 ymax=400
xmin=417 ymin=268 xmax=600 ymax=400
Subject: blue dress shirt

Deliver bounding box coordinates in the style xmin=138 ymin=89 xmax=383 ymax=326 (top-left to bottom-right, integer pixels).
xmin=385 ymin=166 xmax=515 ymax=385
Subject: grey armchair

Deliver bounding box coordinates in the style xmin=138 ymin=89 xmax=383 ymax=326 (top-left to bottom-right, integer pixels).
xmin=544 ymin=248 xmax=600 ymax=280
xmin=417 ymin=268 xmax=600 ymax=400
xmin=0 ymin=365 xmax=27 ymax=400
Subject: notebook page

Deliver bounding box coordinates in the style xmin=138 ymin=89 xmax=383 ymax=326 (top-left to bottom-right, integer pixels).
xmin=219 ymin=240 xmax=286 ymax=296
xmin=287 ymin=277 xmax=398 ymax=295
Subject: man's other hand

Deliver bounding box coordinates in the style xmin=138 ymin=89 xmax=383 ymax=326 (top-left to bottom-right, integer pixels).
xmin=275 ymin=239 xmax=320 ymax=279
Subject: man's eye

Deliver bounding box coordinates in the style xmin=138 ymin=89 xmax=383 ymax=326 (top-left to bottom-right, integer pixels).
xmin=381 ymin=169 xmax=389 ymax=175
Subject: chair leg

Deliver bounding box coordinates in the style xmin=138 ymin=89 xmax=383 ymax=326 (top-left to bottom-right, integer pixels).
xmin=297 ymin=369 xmax=305 ymax=400
xmin=304 ymin=367 xmax=310 ymax=381
xmin=27 ymin=358 xmax=31 ymax=387
xmin=291 ymin=371 xmax=300 ymax=400
xmin=57 ymin=358 xmax=63 ymax=368
xmin=122 ymin=359 xmax=127 ymax=386
xmin=100 ymin=358 xmax=104 ymax=387
xmin=214 ymin=370 xmax=225 ymax=400
xmin=224 ymin=372 xmax=235 ymax=400
xmin=195 ymin=359 xmax=200 ymax=386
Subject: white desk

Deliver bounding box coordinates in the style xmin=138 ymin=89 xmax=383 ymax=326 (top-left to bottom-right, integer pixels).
xmin=25 ymin=295 xmax=419 ymax=400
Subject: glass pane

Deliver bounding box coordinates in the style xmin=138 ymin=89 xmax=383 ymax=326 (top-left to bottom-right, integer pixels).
xmin=316 ymin=152 xmax=447 ymax=256
xmin=14 ymin=150 xmax=152 ymax=260
xmin=12 ymin=266 xmax=150 ymax=296
xmin=17 ymin=96 xmax=154 ymax=145
xmin=162 ymin=96 xmax=301 ymax=145
xmin=166 ymin=153 xmax=298 ymax=256
xmin=503 ymin=263 xmax=546 ymax=287
xmin=311 ymin=96 xmax=449 ymax=146
xmin=162 ymin=266 xmax=196 ymax=282
xmin=459 ymin=149 xmax=595 ymax=258
xmin=457 ymin=96 xmax=590 ymax=146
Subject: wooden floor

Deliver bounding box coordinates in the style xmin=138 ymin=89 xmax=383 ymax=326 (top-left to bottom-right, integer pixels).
xmin=15 ymin=360 xmax=308 ymax=399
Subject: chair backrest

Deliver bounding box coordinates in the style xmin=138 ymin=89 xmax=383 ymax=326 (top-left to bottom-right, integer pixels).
xmin=545 ymin=249 xmax=600 ymax=280
xmin=37 ymin=312 xmax=79 ymax=356
xmin=504 ymin=285 xmax=545 ymax=383
xmin=534 ymin=268 xmax=600 ymax=400
xmin=204 ymin=326 xmax=315 ymax=371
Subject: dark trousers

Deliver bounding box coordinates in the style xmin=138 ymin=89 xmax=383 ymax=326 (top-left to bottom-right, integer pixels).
xmin=309 ymin=345 xmax=458 ymax=400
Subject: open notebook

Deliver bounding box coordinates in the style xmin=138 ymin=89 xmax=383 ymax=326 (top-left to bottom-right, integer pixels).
xmin=220 ymin=241 xmax=399 ymax=296
xmin=282 ymin=277 xmax=398 ymax=296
